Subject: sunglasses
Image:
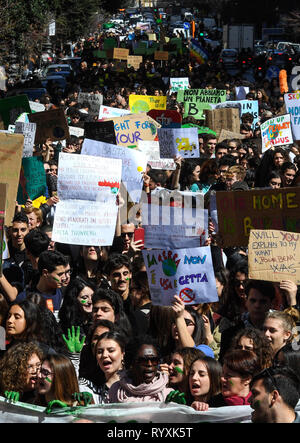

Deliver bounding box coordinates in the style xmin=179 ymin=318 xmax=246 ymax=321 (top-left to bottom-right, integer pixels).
xmin=136 ymin=357 xmax=159 ymax=365
xmin=121 ymin=232 xmax=134 ymax=238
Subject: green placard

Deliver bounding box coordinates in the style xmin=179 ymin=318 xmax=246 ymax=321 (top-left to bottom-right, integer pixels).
xmin=17 ymin=156 xmax=47 ymax=205
xmin=0 ymin=95 xmax=31 ymax=129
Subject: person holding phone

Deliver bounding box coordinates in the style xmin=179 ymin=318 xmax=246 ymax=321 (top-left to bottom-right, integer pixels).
xmin=120 ymin=223 xmax=144 ymax=257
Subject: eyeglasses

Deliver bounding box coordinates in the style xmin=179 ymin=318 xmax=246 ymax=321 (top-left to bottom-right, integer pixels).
xmin=27 ymin=363 xmax=41 ymax=373
xmin=40 ymin=367 xmax=53 ymax=378
xmin=136 ymin=357 xmax=159 ymax=365
xmin=120 ymin=232 xmax=134 ymax=238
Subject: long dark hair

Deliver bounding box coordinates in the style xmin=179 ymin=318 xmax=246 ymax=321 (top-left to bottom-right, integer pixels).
xmin=6 ymin=300 xmax=42 ymax=342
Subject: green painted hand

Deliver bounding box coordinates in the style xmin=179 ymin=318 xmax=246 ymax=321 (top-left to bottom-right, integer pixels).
xmin=4 ymin=391 xmax=20 ymax=402
xmin=165 ymin=390 xmax=186 ymax=405
xmin=62 ymin=326 xmax=86 ymax=353
xmin=73 ymin=391 xmax=93 ymax=406
xmin=45 ymin=399 xmax=68 ymax=414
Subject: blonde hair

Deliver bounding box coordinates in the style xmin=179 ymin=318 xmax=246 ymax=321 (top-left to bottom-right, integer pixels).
xmin=265 ymin=311 xmax=297 ymax=342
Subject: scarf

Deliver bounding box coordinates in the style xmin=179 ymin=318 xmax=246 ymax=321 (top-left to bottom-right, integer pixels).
xmin=224 ymin=391 xmax=252 ymax=406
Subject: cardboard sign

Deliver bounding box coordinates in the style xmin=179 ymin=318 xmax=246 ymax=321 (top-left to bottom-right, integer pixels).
xmin=52 ymin=153 xmax=122 ymax=246
xmin=170 ymin=77 xmax=189 ymax=93
xmin=284 ymin=92 xmax=300 ymax=140
xmin=212 ymin=100 xmax=259 ymax=130
xmin=0 ymin=133 xmax=24 ymax=225
xmin=216 ymin=187 xmax=300 ymax=247
xmin=154 ymin=51 xmax=169 ymax=61
xmin=17 ymin=156 xmax=47 ymax=205
xmin=99 ymin=106 xmax=131 ymax=120
xmin=105 ymin=113 xmax=161 ymax=149
xmin=142 ymin=246 xmax=218 ymax=306
xmin=204 ymin=108 xmax=240 ymax=137
xmin=78 ymin=93 xmax=103 ymax=118
xmin=138 ymin=140 xmax=175 ymax=170
xmin=81 ymin=138 xmax=147 ymax=203
xmin=84 ymin=121 xmax=116 ymax=145
xmin=14 ymin=122 xmax=36 ymax=157
xmin=248 ymin=229 xmax=300 ymax=285
xmin=127 ymin=55 xmax=143 ymax=70
xmin=177 ymin=89 xmax=226 ymax=120
xmin=0 ymin=95 xmax=31 ymax=129
xmin=29 ymin=101 xmax=45 ymax=113
xmin=68 ymin=126 xmax=85 ymax=138
xmin=113 ymin=48 xmax=129 ymax=60
xmin=147 ymin=110 xmax=182 ymax=128
xmin=28 ymin=108 xmax=69 ymax=144
xmin=218 ymin=129 xmax=246 ymax=143
xmin=261 ymin=114 xmax=293 ymax=152
xmin=129 ymin=95 xmax=166 ymax=113
xmin=158 ymin=127 xmax=199 ymax=158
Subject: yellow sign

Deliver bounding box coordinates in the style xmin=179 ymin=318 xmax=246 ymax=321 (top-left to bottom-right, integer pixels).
xmin=129 ymin=95 xmax=167 ymax=113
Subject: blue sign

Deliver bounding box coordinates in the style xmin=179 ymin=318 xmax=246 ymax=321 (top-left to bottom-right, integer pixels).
xmin=265 ymin=65 xmax=280 ymax=81
xmin=184 ymin=22 xmax=190 ymax=30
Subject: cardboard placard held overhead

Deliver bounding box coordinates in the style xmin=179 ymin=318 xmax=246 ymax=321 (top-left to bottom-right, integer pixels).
xmin=129 ymin=95 xmax=166 ymax=113
xmin=127 ymin=55 xmax=143 ymax=70
xmin=204 ymin=108 xmax=240 ymax=137
xmin=113 ymin=48 xmax=129 ymax=60
xmin=216 ymin=187 xmax=300 ymax=248
xmin=84 ymin=121 xmax=116 ymax=145
xmin=218 ymin=129 xmax=246 ymax=143
xmin=248 ymin=229 xmax=300 ymax=285
xmin=0 ymin=133 xmax=24 ymax=225
xmin=28 ymin=108 xmax=69 ymax=144
xmin=17 ymin=156 xmax=47 ymax=205
xmin=154 ymin=51 xmax=169 ymax=61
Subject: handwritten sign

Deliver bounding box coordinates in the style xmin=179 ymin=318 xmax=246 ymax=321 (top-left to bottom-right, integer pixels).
xmin=216 ymin=187 xmax=300 ymax=247
xmin=113 ymin=48 xmax=129 ymax=60
xmin=0 ymin=133 xmax=24 ymax=225
xmin=105 ymin=113 xmax=161 ymax=149
xmin=28 ymin=108 xmax=69 ymax=144
xmin=154 ymin=51 xmax=169 ymax=61
xmin=261 ymin=114 xmax=293 ymax=152
xmin=127 ymin=55 xmax=143 ymax=70
xmin=142 ymin=246 xmax=218 ymax=306
xmin=84 ymin=121 xmax=116 ymax=144
xmin=52 ymin=153 xmax=122 ymax=246
xmin=0 ymin=95 xmax=31 ymax=129
xmin=248 ymin=229 xmax=300 ymax=285
xmin=284 ymin=92 xmax=300 ymax=140
xmin=81 ymin=138 xmax=147 ymax=203
xmin=17 ymin=156 xmax=47 ymax=205
xmin=170 ymin=77 xmax=189 ymax=93
xmin=147 ymin=110 xmax=182 ymax=128
xmin=138 ymin=141 xmax=175 ymax=170
xmin=14 ymin=122 xmax=36 ymax=157
xmin=78 ymin=93 xmax=103 ymax=118
xmin=129 ymin=95 xmax=166 ymax=113
xmin=177 ymin=89 xmax=226 ymax=120
xmin=98 ymin=106 xmax=131 ymax=120
xmin=158 ymin=127 xmax=199 ymax=158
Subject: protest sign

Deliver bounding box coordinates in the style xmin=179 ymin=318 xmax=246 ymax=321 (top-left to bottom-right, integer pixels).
xmin=0 ymin=95 xmax=31 ymax=129
xmin=68 ymin=126 xmax=85 ymax=138
xmin=235 ymin=86 xmax=249 ymax=100
xmin=78 ymin=93 xmax=103 ymax=118
xmin=14 ymin=122 xmax=36 ymax=157
xmin=177 ymin=89 xmax=226 ymax=120
xmin=17 ymin=156 xmax=47 ymax=205
xmin=248 ymin=229 xmax=300 ymax=285
xmin=260 ymin=114 xmax=293 ymax=152
xmin=142 ymin=246 xmax=218 ymax=306
xmin=0 ymin=133 xmax=24 ymax=225
xmin=81 ymin=138 xmax=147 ymax=203
xmin=138 ymin=140 xmax=175 ymax=170
xmin=28 ymin=108 xmax=69 ymax=144
xmin=105 ymin=113 xmax=161 ymax=149
xmin=99 ymin=106 xmax=131 ymax=120
xmin=158 ymin=127 xmax=199 ymax=158
xmin=154 ymin=51 xmax=169 ymax=61
xmin=113 ymin=48 xmax=129 ymax=60
xmin=211 ymin=100 xmax=259 ymax=129
xmin=284 ymin=92 xmax=300 ymax=140
xmin=127 ymin=55 xmax=143 ymax=70
xmin=29 ymin=101 xmax=45 ymax=113
xmin=0 ymin=183 xmax=7 ymax=275
xmin=218 ymin=129 xmax=246 ymax=143
xmin=84 ymin=121 xmax=116 ymax=145
xmin=216 ymin=187 xmax=300 ymax=247
xmin=129 ymin=95 xmax=167 ymax=113
xmin=52 ymin=153 xmax=122 ymax=246
xmin=147 ymin=110 xmax=182 ymax=128
xmin=170 ymin=78 xmax=189 ymax=93
xmin=204 ymin=108 xmax=240 ymax=137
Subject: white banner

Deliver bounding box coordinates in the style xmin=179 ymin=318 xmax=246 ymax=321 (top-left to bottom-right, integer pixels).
xmin=260 ymin=113 xmax=293 ymax=152
xmin=14 ymin=122 xmax=36 ymax=158
xmin=158 ymin=128 xmax=199 ymax=158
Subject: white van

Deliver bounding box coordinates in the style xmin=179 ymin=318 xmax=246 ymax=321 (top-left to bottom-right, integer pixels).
xmin=276 ymin=41 xmax=300 ymax=52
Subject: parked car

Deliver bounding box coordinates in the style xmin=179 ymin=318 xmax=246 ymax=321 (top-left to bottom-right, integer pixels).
xmin=219 ymin=48 xmax=239 ymax=67
xmin=44 ymin=64 xmax=73 ymax=78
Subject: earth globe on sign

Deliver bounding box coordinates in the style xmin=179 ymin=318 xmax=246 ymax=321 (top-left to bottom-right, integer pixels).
xmin=132 ymin=100 xmax=150 ymax=113
xmin=162 ymin=258 xmax=177 ymax=277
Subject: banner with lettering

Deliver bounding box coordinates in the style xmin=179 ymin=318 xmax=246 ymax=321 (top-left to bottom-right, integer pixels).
xmin=216 ymin=187 xmax=300 ymax=247
xmin=129 ymin=95 xmax=167 ymax=113
xmin=142 ymin=246 xmax=218 ymax=306
xmin=248 ymin=229 xmax=300 ymax=285
xmin=284 ymin=92 xmax=300 ymax=140
xmin=177 ymin=89 xmax=226 ymax=120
